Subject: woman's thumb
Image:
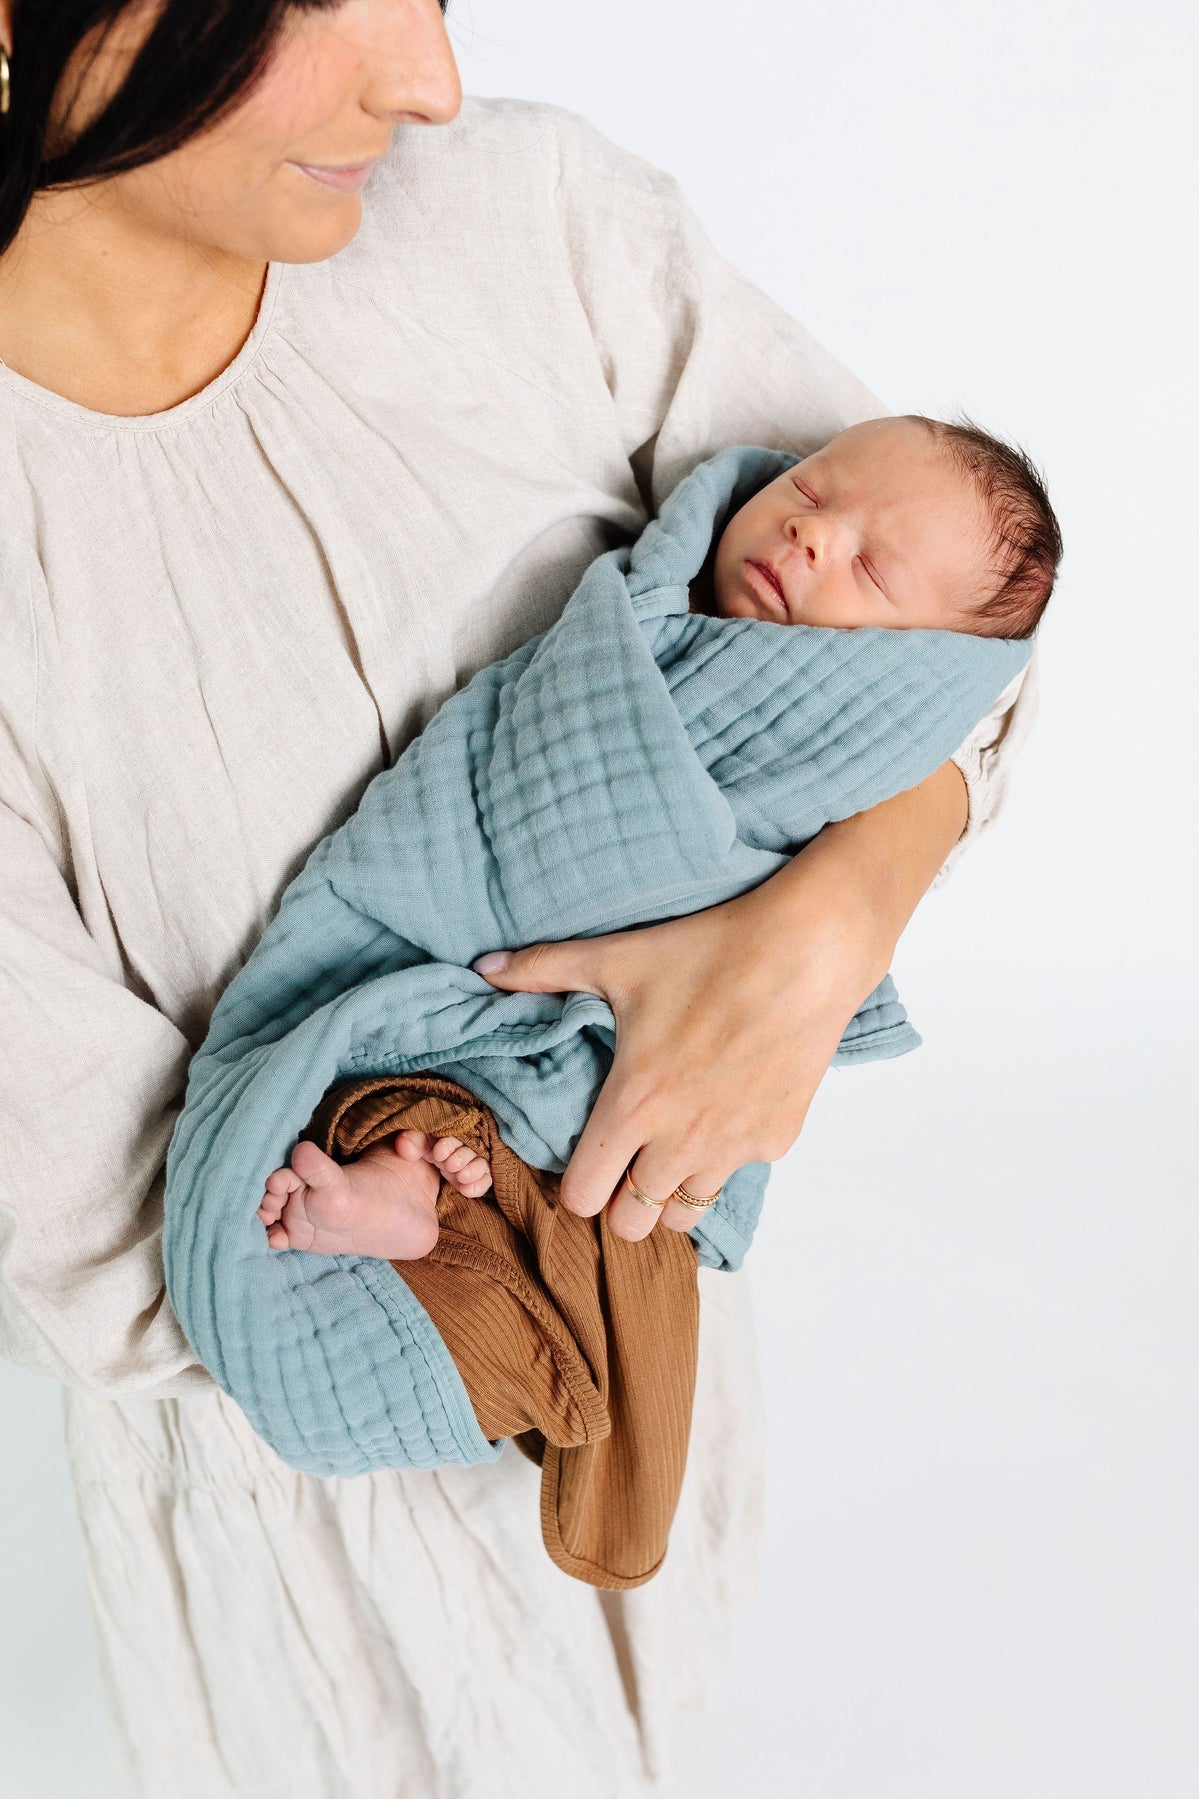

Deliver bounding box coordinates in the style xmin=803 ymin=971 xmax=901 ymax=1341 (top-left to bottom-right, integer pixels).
xmin=470 ymin=939 xmax=603 ymax=997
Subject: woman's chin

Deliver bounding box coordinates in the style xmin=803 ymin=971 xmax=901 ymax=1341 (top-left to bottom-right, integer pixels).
xmin=260 ymin=193 xmax=365 ymax=264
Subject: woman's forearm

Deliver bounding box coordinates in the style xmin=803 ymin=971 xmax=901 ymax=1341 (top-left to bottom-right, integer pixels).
xmin=755 ymin=759 xmax=970 ymax=1013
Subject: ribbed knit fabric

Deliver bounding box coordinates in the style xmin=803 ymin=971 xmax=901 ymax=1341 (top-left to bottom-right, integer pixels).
xmin=306 ymin=1072 xmax=700 ymax=1589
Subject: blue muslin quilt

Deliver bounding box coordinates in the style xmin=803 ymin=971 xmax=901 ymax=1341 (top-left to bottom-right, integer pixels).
xmin=163 ymin=445 xmax=1032 ymax=1477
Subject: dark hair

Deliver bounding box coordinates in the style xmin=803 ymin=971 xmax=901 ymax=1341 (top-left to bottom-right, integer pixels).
xmin=908 ymin=414 xmax=1063 ymax=639
xmin=0 ymin=1 xmax=449 ymax=259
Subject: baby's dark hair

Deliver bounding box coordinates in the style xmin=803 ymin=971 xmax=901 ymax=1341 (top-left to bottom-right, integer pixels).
xmin=906 ymin=414 xmax=1063 ymax=639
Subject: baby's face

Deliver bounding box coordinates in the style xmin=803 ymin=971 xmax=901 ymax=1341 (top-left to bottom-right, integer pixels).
xmin=712 ymin=418 xmax=992 ymax=631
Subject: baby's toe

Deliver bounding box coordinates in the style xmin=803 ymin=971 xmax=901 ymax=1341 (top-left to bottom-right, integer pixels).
xmin=421 ymin=1136 xmax=492 ymax=1197
xmin=449 ymin=1155 xmax=493 ymax=1197
xmin=434 ymin=1138 xmax=485 ymax=1176
xmin=290 ymin=1139 xmax=340 ymax=1188
xmin=258 ymin=1179 xmax=291 ymax=1223
xmin=394 ymin=1129 xmax=433 ymax=1159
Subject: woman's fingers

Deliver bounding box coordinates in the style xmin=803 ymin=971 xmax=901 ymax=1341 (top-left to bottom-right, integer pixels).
xmin=604 ymin=1164 xmax=672 ymax=1240
xmin=471 ymin=936 xmax=609 ymax=998
xmin=551 ymin=1057 xmax=650 ymax=1217
xmin=658 ymin=1169 xmax=730 ymax=1234
xmin=472 ymin=929 xmax=643 ymax=1214
xmin=606 ymin=1162 xmax=731 ymax=1242
xmin=621 ymin=1134 xmax=732 ymax=1239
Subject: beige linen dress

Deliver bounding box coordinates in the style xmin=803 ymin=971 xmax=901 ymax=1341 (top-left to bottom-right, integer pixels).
xmin=0 ymin=98 xmax=1034 ymax=1798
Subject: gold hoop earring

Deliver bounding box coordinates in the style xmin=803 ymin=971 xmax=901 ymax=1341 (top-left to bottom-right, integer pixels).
xmin=0 ymin=49 xmax=11 ymax=117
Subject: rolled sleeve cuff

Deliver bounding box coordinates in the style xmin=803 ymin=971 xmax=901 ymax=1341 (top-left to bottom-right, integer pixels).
xmin=936 ymin=653 xmax=1040 ymax=886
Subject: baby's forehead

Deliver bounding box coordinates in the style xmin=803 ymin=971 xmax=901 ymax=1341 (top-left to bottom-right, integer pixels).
xmin=809 ymin=422 xmax=984 ymax=516
xmin=814 ymin=416 xmax=943 ymax=473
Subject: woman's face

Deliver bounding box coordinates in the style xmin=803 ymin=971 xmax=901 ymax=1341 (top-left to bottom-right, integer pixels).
xmin=34 ymin=0 xmax=462 ymax=263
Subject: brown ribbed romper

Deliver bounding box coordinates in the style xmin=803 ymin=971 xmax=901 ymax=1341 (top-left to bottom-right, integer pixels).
xmin=304 ymin=1072 xmax=701 ymax=1590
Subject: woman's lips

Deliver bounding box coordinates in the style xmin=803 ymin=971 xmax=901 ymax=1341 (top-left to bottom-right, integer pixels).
xmin=291 ymin=160 xmax=377 ymax=194
xmin=745 ymin=558 xmax=789 ymax=615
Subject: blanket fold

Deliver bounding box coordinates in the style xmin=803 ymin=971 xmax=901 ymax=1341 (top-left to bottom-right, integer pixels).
xmin=164 ymin=443 xmax=1033 ymax=1483
xmin=305 ymin=1071 xmax=699 ymax=1589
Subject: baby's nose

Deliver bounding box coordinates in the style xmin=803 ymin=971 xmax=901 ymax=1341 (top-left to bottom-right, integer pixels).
xmin=787 ymin=515 xmax=831 ymax=566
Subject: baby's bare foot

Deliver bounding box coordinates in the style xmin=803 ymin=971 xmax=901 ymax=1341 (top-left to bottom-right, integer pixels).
xmin=257 ymin=1131 xmax=492 ymax=1258
xmin=256 ymin=1138 xmax=439 ymax=1259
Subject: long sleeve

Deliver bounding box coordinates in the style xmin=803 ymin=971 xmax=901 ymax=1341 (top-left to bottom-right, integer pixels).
xmin=0 ymin=792 xmax=211 ymax=1393
xmin=0 ymin=591 xmax=211 ymax=1395
xmin=541 ymin=106 xmax=1037 ymax=868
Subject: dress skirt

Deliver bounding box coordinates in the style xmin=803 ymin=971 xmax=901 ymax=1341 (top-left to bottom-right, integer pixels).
xmin=63 ymin=1264 xmax=766 ymax=1799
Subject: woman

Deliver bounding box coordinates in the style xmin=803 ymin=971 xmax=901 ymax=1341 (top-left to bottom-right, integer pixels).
xmin=0 ymin=3 xmax=1034 ymax=1794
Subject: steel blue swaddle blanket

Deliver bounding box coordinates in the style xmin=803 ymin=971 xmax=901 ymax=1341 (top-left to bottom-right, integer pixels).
xmin=164 ymin=446 xmax=1031 ymax=1477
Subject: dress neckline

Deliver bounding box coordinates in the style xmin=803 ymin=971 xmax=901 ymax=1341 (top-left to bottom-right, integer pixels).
xmin=0 ymin=258 xmax=285 ymax=433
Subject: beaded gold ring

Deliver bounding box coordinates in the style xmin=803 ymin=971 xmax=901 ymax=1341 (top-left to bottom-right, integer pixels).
xmin=670 ymin=1182 xmax=722 ymax=1211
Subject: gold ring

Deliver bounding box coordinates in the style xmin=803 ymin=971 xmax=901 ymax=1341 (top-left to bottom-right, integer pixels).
xmin=623 ymin=1169 xmax=667 ymax=1209
xmin=671 ymin=1182 xmax=722 ymax=1211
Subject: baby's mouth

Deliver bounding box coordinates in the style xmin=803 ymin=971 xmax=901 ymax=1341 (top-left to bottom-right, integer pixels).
xmin=745 ymin=558 xmax=789 ymax=615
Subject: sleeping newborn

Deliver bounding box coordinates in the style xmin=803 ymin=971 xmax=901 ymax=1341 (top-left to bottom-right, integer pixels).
xmin=686 ymin=412 xmax=1059 ymax=636
xmin=257 ymin=411 xmax=1060 ymax=1258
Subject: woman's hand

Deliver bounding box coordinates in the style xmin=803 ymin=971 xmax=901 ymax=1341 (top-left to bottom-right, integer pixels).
xmin=472 ymin=761 xmax=969 ymax=1240
xmin=474 ymin=887 xmax=873 ymax=1238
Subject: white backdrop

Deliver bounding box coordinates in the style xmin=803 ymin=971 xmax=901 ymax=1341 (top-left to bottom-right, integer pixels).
xmin=3 ymin=2 xmax=1196 ymax=1794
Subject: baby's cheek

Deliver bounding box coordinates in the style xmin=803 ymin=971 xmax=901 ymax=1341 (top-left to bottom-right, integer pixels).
xmin=716 ymin=590 xmax=763 ymax=621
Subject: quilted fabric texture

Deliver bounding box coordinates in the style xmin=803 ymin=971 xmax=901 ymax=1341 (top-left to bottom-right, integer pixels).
xmin=163 ymin=445 xmax=1032 ymax=1477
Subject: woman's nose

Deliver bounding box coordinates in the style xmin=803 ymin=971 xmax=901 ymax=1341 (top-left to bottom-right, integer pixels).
xmin=366 ymin=0 xmax=463 ymax=128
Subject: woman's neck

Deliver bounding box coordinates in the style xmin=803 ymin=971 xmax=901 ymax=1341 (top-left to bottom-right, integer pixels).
xmin=0 ymin=188 xmax=268 ymax=415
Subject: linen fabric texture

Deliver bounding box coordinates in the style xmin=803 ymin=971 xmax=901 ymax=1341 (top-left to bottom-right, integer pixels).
xmin=0 ymin=98 xmax=1037 ymax=1796
xmin=163 ymin=442 xmax=1030 ymax=1485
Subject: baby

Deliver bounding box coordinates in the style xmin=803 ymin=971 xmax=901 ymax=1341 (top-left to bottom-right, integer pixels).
xmin=257 ymin=411 xmax=1061 ymax=1259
